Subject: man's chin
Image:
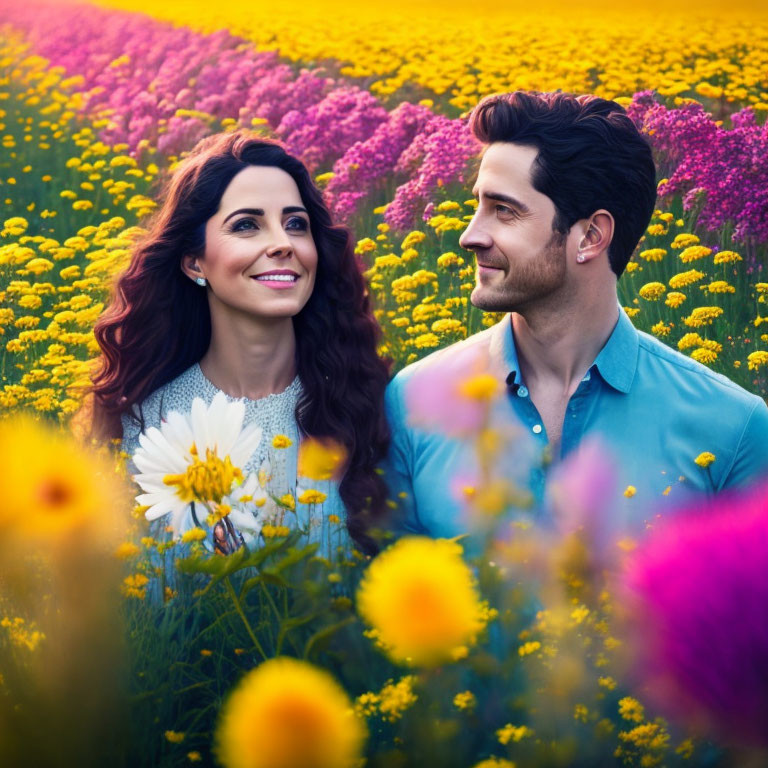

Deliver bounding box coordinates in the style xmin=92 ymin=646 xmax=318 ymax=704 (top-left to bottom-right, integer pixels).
xmin=470 ymin=285 xmax=513 ymax=313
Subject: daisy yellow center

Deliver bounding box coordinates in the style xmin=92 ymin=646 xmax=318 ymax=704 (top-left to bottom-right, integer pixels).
xmin=163 ymin=448 xmax=243 ymax=504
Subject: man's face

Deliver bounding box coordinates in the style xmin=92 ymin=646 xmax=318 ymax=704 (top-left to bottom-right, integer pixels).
xmin=459 ymin=142 xmax=570 ymax=313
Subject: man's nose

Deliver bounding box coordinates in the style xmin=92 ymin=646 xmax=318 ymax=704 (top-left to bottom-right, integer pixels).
xmin=459 ymin=214 xmax=492 ymax=252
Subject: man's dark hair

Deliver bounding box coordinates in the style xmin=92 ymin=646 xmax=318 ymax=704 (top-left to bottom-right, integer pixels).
xmin=469 ymin=91 xmax=657 ymax=277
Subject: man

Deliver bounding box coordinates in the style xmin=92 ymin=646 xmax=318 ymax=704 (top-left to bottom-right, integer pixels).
xmin=384 ymin=90 xmax=768 ymax=539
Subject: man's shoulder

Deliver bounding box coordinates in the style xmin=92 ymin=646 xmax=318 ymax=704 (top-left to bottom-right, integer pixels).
xmin=635 ymin=328 xmax=764 ymax=410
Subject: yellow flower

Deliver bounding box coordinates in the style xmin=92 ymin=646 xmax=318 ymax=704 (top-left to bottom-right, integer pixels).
xmin=165 ymin=731 xmax=186 ymax=744
xmin=703 ymin=280 xmax=735 ymax=294
xmin=471 ymin=759 xmax=516 ymax=768
xmin=638 ymin=282 xmax=666 ymax=301
xmin=187 ymin=752 xmax=202 ymax=763
xmin=272 ymin=434 xmax=293 ymax=449
xmin=377 ymin=675 xmax=418 ymax=722
xmin=638 ymin=248 xmax=666 ymax=262
xmin=164 ymin=448 xmax=243 ymax=504
xmin=683 ymin=306 xmax=723 ymax=327
xmin=181 ymin=527 xmax=208 ymax=543
xmin=114 ymin=542 xmax=140 ymax=559
xmin=623 ymin=485 xmax=636 ymax=498
xmin=678 ymin=245 xmax=712 ymax=263
xmin=713 ymin=250 xmax=742 ymax=265
xmin=670 ymin=233 xmax=700 ymax=249
xmin=646 ymin=223 xmax=667 ymax=236
xmin=668 ymin=269 xmax=705 ymax=289
xmin=453 ymin=690 xmax=477 ymax=711
xmin=437 ymin=252 xmax=462 ymax=268
xmin=665 ymin=291 xmax=686 ymax=308
xmin=650 ymin=321 xmax=671 ymax=337
xmin=497 ymin=723 xmax=533 ymax=744
xmin=298 ymin=489 xmax=328 ymax=505
xmin=356 ymin=537 xmax=487 ymax=666
xmin=691 ymin=347 xmax=718 ymax=364
xmin=262 ymin=525 xmax=291 ymax=538
xmin=0 ymin=416 xmax=124 ymax=541
xmin=624 ymin=261 xmax=639 ymax=273
xmin=618 ymin=696 xmax=645 ymax=723
xmin=278 ymin=493 xmax=295 ymax=511
xmin=747 ymin=351 xmax=768 ymax=371
xmin=354 ymin=237 xmax=377 ymax=254
xmin=457 ymin=373 xmax=500 ymax=401
xmin=298 ymin=437 xmax=348 ymax=481
xmin=518 ymin=640 xmax=541 ymax=656
xmin=694 ymin=451 xmax=716 ymax=468
xmin=215 ymin=657 xmax=366 ymax=768
xmin=328 ymin=514 xmax=341 ymax=524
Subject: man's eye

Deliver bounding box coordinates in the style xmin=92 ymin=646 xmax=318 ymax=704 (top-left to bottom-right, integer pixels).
xmin=496 ymin=205 xmax=516 ymax=216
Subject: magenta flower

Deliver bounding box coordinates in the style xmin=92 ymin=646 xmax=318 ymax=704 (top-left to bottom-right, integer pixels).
xmin=620 ymin=481 xmax=768 ymax=747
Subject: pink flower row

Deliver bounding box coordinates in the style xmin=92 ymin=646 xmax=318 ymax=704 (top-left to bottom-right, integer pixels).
xmin=2 ymin=0 xmax=479 ymax=230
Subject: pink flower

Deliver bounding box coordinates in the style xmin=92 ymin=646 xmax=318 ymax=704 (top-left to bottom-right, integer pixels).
xmin=403 ymin=343 xmax=495 ymax=436
xmin=620 ymin=481 xmax=768 ymax=747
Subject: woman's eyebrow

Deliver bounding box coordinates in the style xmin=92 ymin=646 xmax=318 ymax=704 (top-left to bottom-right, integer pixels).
xmin=223 ymin=206 xmax=308 ymax=224
xmin=223 ymin=207 xmax=263 ymax=223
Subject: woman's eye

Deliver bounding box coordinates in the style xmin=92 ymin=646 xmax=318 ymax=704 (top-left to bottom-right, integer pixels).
xmin=232 ymin=218 xmax=257 ymax=232
xmin=286 ymin=217 xmax=309 ymax=232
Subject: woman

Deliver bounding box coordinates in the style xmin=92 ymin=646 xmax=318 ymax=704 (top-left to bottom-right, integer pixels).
xmin=91 ymin=131 xmax=390 ymax=555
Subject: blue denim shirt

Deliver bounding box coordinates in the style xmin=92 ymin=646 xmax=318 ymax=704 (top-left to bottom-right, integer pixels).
xmin=384 ymin=309 xmax=768 ymax=539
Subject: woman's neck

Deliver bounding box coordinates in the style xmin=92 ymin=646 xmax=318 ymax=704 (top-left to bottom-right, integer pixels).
xmin=199 ymin=311 xmax=297 ymax=400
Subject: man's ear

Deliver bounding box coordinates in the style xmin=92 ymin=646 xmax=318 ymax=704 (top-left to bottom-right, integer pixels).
xmin=180 ymin=253 xmax=205 ymax=282
xmin=575 ymin=210 xmax=614 ymax=264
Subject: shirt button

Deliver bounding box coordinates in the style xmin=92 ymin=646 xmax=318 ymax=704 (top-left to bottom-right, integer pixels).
xmin=517 ymin=386 xmax=528 ymax=397
xmin=532 ymin=424 xmax=542 ymax=434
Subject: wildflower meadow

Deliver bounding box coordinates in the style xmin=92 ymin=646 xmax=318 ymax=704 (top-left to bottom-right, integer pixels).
xmin=1 ymin=0 xmax=767 ymax=766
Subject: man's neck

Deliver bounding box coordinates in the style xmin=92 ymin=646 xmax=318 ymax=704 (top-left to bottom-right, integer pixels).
xmin=511 ymin=295 xmax=619 ymax=399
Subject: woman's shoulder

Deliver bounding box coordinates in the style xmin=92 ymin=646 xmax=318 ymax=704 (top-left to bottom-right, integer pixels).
xmin=120 ymin=363 xmax=206 ymax=456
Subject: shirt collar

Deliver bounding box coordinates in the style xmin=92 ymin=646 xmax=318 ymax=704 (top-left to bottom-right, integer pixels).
xmin=488 ymin=307 xmax=639 ymax=394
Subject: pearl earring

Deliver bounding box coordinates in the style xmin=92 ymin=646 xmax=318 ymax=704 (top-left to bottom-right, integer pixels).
xmin=576 ymin=254 xmax=585 ymax=263
xmin=195 ymin=277 xmax=207 ymax=287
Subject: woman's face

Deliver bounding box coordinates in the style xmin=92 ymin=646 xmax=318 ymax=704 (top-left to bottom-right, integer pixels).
xmin=190 ymin=165 xmax=318 ymax=321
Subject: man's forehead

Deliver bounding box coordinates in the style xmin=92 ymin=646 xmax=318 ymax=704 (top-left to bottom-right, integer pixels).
xmin=472 ymin=143 xmax=543 ymax=202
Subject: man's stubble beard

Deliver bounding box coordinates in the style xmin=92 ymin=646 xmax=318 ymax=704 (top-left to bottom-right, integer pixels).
xmin=470 ymin=230 xmax=569 ymax=314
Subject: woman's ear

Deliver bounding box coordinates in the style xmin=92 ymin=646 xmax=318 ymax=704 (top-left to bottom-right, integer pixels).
xmin=180 ymin=253 xmax=205 ymax=282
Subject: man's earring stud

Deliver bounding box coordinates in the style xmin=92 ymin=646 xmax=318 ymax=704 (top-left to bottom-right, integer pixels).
xmin=195 ymin=277 xmax=207 ymax=287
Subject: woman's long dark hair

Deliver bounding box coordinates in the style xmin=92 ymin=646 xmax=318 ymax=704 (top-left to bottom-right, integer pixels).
xmin=92 ymin=131 xmax=391 ymax=552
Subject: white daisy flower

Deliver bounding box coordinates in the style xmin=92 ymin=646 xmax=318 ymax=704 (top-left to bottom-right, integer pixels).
xmin=131 ymin=392 xmax=262 ymax=538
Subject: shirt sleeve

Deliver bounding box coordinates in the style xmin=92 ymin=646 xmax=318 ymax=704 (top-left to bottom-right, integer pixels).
xmin=721 ymin=397 xmax=768 ymax=490
xmin=381 ymin=374 xmax=428 ymax=536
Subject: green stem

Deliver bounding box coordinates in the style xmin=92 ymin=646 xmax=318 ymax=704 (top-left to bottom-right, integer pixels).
xmin=224 ymin=576 xmax=268 ymax=661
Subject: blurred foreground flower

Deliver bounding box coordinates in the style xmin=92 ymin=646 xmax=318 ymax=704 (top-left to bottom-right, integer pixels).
xmin=404 ymin=345 xmax=500 ymax=436
xmin=620 ymin=481 xmax=768 ymax=748
xmin=297 ymin=436 xmax=348 ymax=481
xmin=357 ymin=536 xmax=488 ymax=666
xmin=131 ymin=393 xmax=262 ymax=537
xmin=215 ymin=657 xmax=366 ymax=768
xmin=0 ymin=415 xmax=122 ymax=547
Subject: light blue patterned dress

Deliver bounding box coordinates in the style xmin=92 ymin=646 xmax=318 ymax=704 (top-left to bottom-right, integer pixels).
xmin=121 ymin=362 xmax=353 ymax=561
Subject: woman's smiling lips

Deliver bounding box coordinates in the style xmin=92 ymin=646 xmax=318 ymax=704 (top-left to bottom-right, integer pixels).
xmin=251 ymin=269 xmax=300 ymax=289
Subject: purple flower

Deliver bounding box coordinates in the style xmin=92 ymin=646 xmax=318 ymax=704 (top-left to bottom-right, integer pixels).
xmin=620 ymin=481 xmax=768 ymax=747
